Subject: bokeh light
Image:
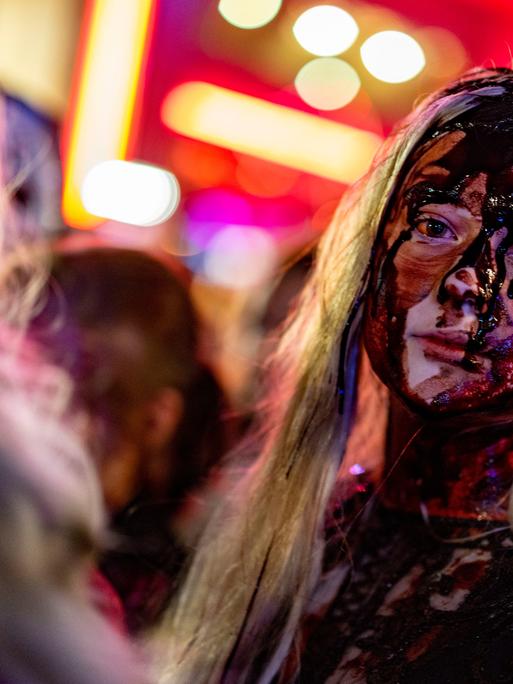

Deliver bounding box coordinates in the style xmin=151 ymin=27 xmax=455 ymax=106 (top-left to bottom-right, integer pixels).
xmin=293 ymin=5 xmax=359 ymax=57
xmin=295 ymin=58 xmax=360 ymax=111
xmin=162 ymin=82 xmax=382 ymax=184
xmin=187 ymin=188 xmax=253 ymax=225
xmin=236 ymin=156 xmax=298 ymax=198
xmin=203 ymin=226 xmax=277 ymax=288
xmin=170 ymin=139 xmax=234 ymax=189
xmin=218 ymin=0 xmax=282 ymax=29
xmin=360 ymin=30 xmax=425 ymax=83
xmin=185 ymin=188 xmax=254 ymax=250
xmin=417 ymin=26 xmax=468 ymax=80
xmin=81 ymin=160 xmax=180 ymax=226
xmin=311 ymin=198 xmax=339 ymax=232
xmin=62 ymin=0 xmax=156 ymax=229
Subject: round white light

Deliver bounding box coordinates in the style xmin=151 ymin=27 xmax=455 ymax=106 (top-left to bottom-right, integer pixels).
xmin=81 ymin=160 xmax=180 ymax=226
xmin=360 ymin=30 xmax=425 ymax=84
xmin=295 ymin=58 xmax=360 ymax=110
xmin=218 ymin=0 xmax=282 ymax=29
xmin=293 ymin=5 xmax=359 ymax=57
xmin=203 ymin=226 xmax=277 ymax=288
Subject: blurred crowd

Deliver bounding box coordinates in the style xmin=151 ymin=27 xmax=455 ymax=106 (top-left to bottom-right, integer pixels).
xmin=0 ymin=85 xmax=309 ymax=684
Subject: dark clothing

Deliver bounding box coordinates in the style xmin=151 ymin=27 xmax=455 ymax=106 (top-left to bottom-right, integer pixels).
xmin=100 ymin=501 xmax=186 ymax=634
xmin=300 ymin=504 xmax=513 ymax=683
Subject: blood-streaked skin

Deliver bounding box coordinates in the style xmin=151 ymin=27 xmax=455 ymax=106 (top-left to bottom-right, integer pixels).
xmin=301 ymin=109 xmax=513 ymax=684
xmin=364 ymin=129 xmax=513 ymax=416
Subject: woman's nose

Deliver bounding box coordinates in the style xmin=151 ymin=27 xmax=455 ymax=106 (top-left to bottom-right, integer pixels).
xmin=444 ymin=267 xmax=479 ymax=305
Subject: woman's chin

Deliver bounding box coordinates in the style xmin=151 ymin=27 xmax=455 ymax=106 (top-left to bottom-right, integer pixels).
xmin=397 ymin=377 xmax=513 ymax=420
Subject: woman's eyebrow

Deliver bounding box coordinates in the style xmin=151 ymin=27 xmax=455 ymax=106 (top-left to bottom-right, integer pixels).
xmin=404 ymin=183 xmax=461 ymax=210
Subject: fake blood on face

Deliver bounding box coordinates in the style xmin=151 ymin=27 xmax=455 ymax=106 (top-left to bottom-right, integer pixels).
xmin=364 ymin=127 xmax=513 ymax=416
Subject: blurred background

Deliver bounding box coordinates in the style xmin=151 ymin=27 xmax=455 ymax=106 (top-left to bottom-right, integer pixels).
xmin=2 ymin=0 xmax=513 ymax=406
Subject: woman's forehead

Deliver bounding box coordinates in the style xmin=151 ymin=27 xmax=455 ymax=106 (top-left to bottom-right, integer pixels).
xmin=403 ymin=131 xmax=465 ymax=189
xmin=407 ymin=124 xmax=513 ymax=188
xmin=399 ymin=128 xmax=513 ymax=207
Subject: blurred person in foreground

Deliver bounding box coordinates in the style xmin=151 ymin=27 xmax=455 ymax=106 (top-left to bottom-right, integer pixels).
xmin=150 ymin=67 xmax=513 ymax=683
xmin=0 ymin=92 xmax=145 ymax=682
xmin=27 ymin=243 xmax=229 ymax=634
xmin=0 ymin=331 xmax=146 ymax=684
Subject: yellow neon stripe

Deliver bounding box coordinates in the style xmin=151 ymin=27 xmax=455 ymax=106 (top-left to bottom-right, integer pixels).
xmin=62 ymin=0 xmax=155 ymax=228
xmin=162 ymin=82 xmax=382 ymax=184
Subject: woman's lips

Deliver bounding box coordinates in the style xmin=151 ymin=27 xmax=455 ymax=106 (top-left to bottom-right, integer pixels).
xmin=412 ymin=332 xmax=470 ymax=362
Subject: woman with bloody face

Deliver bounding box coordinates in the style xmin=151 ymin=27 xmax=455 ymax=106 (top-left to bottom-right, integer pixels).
xmin=152 ymin=68 xmax=513 ymax=683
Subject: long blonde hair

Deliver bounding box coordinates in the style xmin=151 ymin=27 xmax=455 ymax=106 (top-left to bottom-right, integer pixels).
xmin=152 ymin=69 xmax=513 ymax=683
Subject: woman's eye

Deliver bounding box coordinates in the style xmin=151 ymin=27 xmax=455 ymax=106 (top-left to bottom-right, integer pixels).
xmin=413 ymin=217 xmax=455 ymax=240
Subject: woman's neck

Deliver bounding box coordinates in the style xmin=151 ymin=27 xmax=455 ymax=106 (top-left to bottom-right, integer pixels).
xmin=382 ymin=396 xmax=513 ymax=521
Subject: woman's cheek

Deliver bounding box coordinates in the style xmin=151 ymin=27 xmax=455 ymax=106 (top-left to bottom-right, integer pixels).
xmin=391 ymin=247 xmax=460 ymax=312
